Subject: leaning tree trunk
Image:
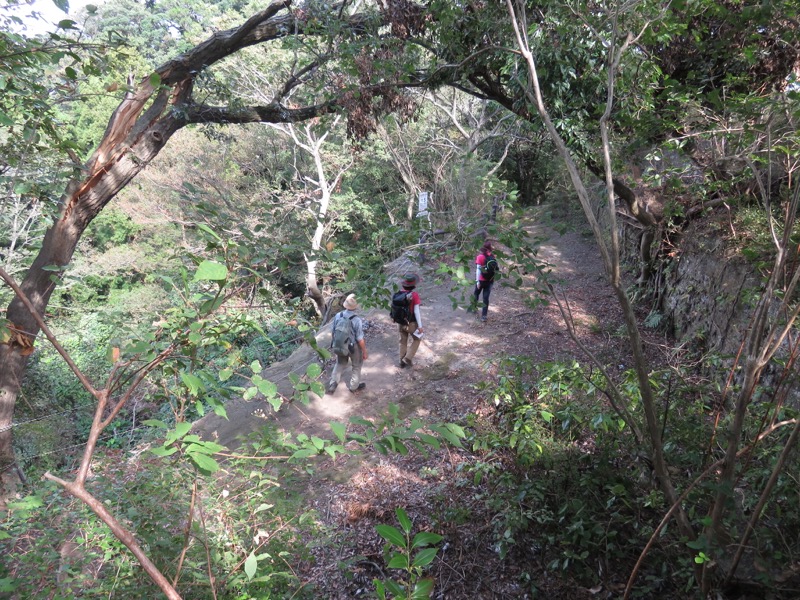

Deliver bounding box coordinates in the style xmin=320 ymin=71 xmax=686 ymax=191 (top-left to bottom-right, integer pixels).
xmin=0 ymin=79 xmax=191 ymax=492
xmin=0 ymin=0 xmax=361 ymax=493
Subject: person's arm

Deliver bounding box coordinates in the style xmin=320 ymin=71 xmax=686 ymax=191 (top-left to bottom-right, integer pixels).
xmin=358 ymin=338 xmax=368 ymax=360
xmin=413 ymin=304 xmax=423 ymax=332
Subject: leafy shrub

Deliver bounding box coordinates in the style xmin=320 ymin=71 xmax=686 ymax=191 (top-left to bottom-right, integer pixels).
xmin=1 ymin=440 xmax=319 ymax=599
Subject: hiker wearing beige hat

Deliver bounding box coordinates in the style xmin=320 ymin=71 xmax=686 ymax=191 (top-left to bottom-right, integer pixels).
xmin=326 ymin=293 xmax=368 ymax=394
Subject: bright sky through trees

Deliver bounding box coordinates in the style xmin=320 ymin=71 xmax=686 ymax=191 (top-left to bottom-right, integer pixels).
xmin=7 ymin=0 xmax=98 ymax=35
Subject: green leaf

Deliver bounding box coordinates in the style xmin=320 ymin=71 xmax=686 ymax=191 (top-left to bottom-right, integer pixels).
xmin=411 ymin=532 xmax=443 ymax=549
xmin=254 ymin=503 xmax=274 ymax=514
xmin=411 ymin=578 xmax=434 ymax=599
xmin=0 ymin=530 xmax=12 ymax=540
xmin=150 ymin=446 xmax=178 ymax=457
xmin=386 ymin=579 xmax=405 ymax=597
xmin=142 ymin=419 xmax=168 ymax=429
xmin=219 ymin=368 xmax=233 ymax=382
xmin=376 ymin=524 xmax=405 ymax=548
xmin=244 ymin=551 xmax=257 ymax=580
xmin=387 ymin=553 xmax=409 ymax=569
xmin=290 ymin=448 xmax=317 ymax=459
xmin=374 ymin=579 xmax=386 ymax=600
xmin=412 ymin=547 xmax=438 ymax=568
xmin=196 ymin=223 xmax=222 ymax=241
xmin=330 ymin=421 xmax=346 ymax=443
xmin=396 ymin=508 xmax=412 ymax=534
xmin=256 ymin=379 xmax=277 ymax=398
xmin=149 ymin=72 xmax=161 ymax=88
xmin=306 ymin=362 xmax=323 ymax=379
xmin=193 ymin=260 xmax=228 ymax=281
xmin=7 ymin=495 xmax=43 ymax=512
xmin=429 ymin=424 xmax=463 ymax=448
xmin=181 ymin=372 xmax=204 ymax=396
xmin=310 ymin=381 xmax=326 ymax=397
xmin=174 ymin=421 xmax=192 ymax=439
xmin=189 ymin=440 xmax=225 ymax=454
xmin=188 ymin=451 xmax=219 ymax=474
xmin=52 ymin=0 xmax=69 ymax=13
xmin=417 ymin=434 xmax=440 ymax=449
xmin=195 ymin=401 xmax=205 ymax=417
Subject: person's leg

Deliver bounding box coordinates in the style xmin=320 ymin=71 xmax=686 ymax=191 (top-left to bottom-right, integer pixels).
xmin=481 ymin=282 xmax=493 ymax=320
xmin=404 ymin=319 xmax=421 ymax=364
xmin=327 ymin=354 xmax=348 ymax=392
xmin=399 ymin=324 xmax=409 ymax=365
xmin=348 ymin=347 xmax=364 ymax=391
xmin=471 ymin=284 xmax=481 ymax=311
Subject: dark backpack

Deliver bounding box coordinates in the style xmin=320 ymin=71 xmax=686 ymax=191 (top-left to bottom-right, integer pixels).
xmin=330 ymin=313 xmax=356 ymax=356
xmin=483 ymin=255 xmax=499 ymax=281
xmin=389 ymin=291 xmax=413 ymax=325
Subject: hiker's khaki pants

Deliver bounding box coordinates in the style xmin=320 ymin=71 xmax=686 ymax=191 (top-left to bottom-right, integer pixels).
xmin=329 ymin=346 xmax=364 ymax=391
xmin=399 ymin=320 xmax=421 ymax=363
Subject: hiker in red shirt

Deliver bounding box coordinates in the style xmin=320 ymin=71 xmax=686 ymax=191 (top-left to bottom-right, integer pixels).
xmin=473 ymin=241 xmax=496 ymax=322
xmin=397 ymin=273 xmax=424 ymax=368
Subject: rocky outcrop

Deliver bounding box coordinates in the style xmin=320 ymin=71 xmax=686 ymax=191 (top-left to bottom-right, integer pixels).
xmin=617 ymin=210 xmax=762 ymax=358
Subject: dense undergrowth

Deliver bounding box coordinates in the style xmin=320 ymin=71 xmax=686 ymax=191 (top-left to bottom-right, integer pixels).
xmin=1 ymin=432 xmax=321 ymax=599
xmin=462 ymin=354 xmax=800 ymax=598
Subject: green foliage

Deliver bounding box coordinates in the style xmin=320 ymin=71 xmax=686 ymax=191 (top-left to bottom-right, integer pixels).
xmin=374 ymin=508 xmax=443 ymax=600
xmin=85 ymin=207 xmax=141 ymax=252
xmin=339 ymin=404 xmax=465 ymax=458
xmin=735 ymin=205 xmax=800 ymax=270
xmin=0 ymin=444 xmax=318 ymax=598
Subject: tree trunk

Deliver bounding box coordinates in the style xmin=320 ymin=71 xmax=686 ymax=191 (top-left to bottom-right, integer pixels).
xmin=0 ymin=1 xmax=365 ymax=492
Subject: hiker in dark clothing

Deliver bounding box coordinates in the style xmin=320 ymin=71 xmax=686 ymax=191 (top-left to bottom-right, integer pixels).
xmin=397 ymin=273 xmax=424 ymax=368
xmin=473 ymin=241 xmax=496 ymax=322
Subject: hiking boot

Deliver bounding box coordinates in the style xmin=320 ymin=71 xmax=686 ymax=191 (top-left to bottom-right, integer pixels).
xmin=350 ymin=383 xmax=366 ymax=392
xmin=480 ymin=316 xmax=488 ymax=323
xmin=402 ymin=358 xmax=413 ymax=368
xmin=399 ymin=359 xmax=406 ymax=368
xmin=326 ymin=381 xmax=338 ymax=394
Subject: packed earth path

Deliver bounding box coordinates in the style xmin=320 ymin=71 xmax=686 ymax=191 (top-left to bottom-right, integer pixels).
xmin=194 ymin=218 xmax=656 ymax=599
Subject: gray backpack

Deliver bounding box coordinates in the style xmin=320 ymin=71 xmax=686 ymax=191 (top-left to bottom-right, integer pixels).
xmin=331 ymin=313 xmax=355 ymax=356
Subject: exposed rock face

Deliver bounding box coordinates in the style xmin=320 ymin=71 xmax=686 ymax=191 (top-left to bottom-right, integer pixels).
xmin=617 ymin=211 xmax=762 ymax=358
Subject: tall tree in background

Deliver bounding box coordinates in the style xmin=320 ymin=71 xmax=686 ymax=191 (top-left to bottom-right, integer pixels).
xmin=0 ymin=0 xmax=409 ymax=495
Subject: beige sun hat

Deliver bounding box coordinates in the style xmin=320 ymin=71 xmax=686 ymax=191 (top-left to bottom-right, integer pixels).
xmin=343 ymin=294 xmax=358 ymax=310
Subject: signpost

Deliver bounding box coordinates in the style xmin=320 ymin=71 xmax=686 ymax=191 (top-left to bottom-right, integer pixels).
xmin=417 ymin=191 xmax=432 ymax=263
xmin=417 ymin=191 xmax=429 ymax=218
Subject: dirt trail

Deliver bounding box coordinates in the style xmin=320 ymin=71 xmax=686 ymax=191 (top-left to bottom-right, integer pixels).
xmin=193 ymin=220 xmax=642 ymax=598
xmin=194 ymin=221 xmax=623 ymax=454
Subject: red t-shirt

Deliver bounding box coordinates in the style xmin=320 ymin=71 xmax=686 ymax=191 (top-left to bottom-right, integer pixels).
xmin=402 ymin=289 xmax=421 ymax=323
xmin=476 ymin=252 xmax=493 ymax=282
xmin=406 ymin=290 xmax=421 ymax=309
